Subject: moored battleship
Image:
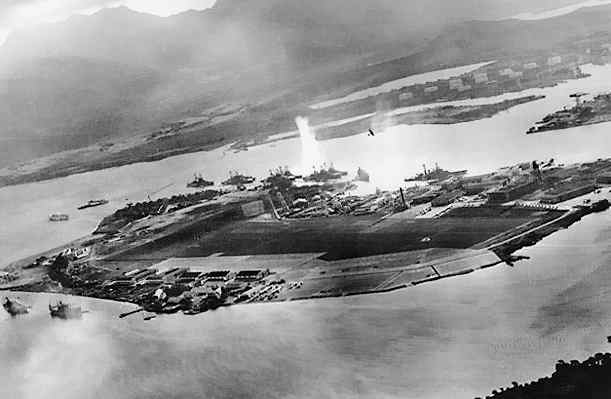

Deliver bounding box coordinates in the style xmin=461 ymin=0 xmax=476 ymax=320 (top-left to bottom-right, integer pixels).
xmin=222 ymin=171 xmax=256 ymax=186
xmin=303 ymin=165 xmax=348 ymax=182
xmin=526 ymin=92 xmax=611 ymax=134
xmin=355 ymin=167 xmax=370 ymax=182
xmin=2 ymin=297 xmax=30 ymax=316
xmin=405 ymin=163 xmax=467 ymax=182
xmin=78 ymin=199 xmax=109 ymax=210
xmin=187 ymin=173 xmax=214 ymax=188
xmin=49 ymin=301 xmax=83 ymax=319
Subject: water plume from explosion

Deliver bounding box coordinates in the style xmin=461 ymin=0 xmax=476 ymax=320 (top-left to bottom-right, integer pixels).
xmin=295 ymin=116 xmax=321 ymax=174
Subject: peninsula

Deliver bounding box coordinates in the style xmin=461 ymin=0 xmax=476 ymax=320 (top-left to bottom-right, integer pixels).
xmin=2 ymin=158 xmax=609 ymax=317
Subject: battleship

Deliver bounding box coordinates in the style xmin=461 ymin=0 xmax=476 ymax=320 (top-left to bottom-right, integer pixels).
xmin=526 ymin=92 xmax=611 ymax=134
xmin=404 ymin=163 xmax=467 ymax=182
xmin=2 ymin=297 xmax=30 ymax=316
xmin=261 ymin=167 xmax=303 ymax=190
xmin=303 ymin=165 xmax=348 ymax=182
xmin=187 ymin=173 xmax=214 ymax=189
xmin=354 ymin=167 xmax=370 ymax=182
xmin=222 ymin=171 xmax=256 ymax=186
xmin=77 ymin=199 xmax=109 ymax=210
xmin=49 ymin=301 xmax=83 ymax=319
xmin=267 ymin=167 xmax=302 ymax=181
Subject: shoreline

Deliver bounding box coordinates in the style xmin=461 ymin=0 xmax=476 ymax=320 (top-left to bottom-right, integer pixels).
xmin=0 ymin=95 xmax=545 ymax=190
xmin=4 ymin=196 xmax=607 ymax=317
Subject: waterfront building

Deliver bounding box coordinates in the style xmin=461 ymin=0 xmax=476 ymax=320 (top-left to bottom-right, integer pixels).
xmin=235 ymin=270 xmax=267 ymax=282
xmin=473 ymin=71 xmax=488 ymax=83
xmin=206 ymin=270 xmax=232 ymax=281
xmin=487 ymin=181 xmax=539 ymax=203
xmin=398 ymin=92 xmax=413 ymax=102
xmin=540 ymin=184 xmax=597 ymax=204
xmin=449 ymin=78 xmax=464 ymax=90
xmin=431 ymin=190 xmax=464 ymax=207
xmin=547 ymin=55 xmax=562 ymax=66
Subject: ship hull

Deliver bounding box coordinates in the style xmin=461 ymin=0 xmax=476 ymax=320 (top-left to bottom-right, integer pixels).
xmin=3 ymin=299 xmax=29 ymax=316
xmin=49 ymin=303 xmax=83 ymax=319
xmin=77 ymin=200 xmax=109 ymax=210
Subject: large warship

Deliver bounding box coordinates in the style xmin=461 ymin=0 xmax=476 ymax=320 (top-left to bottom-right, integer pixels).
xmin=222 ymin=171 xmax=256 ymax=186
xmin=2 ymin=297 xmax=30 ymax=316
xmin=78 ymin=199 xmax=109 ymax=210
xmin=354 ymin=167 xmax=370 ymax=182
xmin=49 ymin=301 xmax=83 ymax=319
xmin=303 ymin=165 xmax=348 ymax=182
xmin=187 ymin=173 xmax=214 ymax=189
xmin=404 ymin=163 xmax=467 ymax=183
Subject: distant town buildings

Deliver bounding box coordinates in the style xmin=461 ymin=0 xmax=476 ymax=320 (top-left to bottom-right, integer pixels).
xmin=547 ymin=55 xmax=562 ymax=66
xmin=449 ymin=78 xmax=464 ymax=90
xmin=398 ymin=92 xmax=414 ymax=102
xmin=473 ymin=72 xmax=489 ymax=84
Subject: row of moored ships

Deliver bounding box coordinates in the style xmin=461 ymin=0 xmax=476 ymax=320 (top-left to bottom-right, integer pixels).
xmin=3 ymin=297 xmax=83 ymax=319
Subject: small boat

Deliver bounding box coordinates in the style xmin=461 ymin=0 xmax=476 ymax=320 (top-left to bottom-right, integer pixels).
xmin=49 ymin=301 xmax=82 ymax=319
xmin=77 ymin=199 xmax=109 ymax=210
xmin=49 ymin=213 xmax=69 ymax=222
xmin=3 ymin=297 xmax=30 ymax=316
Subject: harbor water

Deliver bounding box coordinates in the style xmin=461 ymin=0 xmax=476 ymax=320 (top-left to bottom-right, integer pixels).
xmin=1 ymin=210 xmax=610 ymax=399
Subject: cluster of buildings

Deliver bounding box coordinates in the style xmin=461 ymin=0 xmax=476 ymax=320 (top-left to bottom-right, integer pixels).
xmin=345 ymin=159 xmax=609 ymax=214
xmin=0 ymin=271 xmax=18 ymax=285
xmin=265 ymin=158 xmax=611 ymax=223
xmin=278 ymin=190 xmax=408 ymax=218
xmin=392 ymin=54 xmax=585 ymax=107
xmin=102 ymin=265 xmax=275 ymax=313
xmin=96 ymin=189 xmax=223 ymax=234
xmin=485 ymin=159 xmax=611 ymax=204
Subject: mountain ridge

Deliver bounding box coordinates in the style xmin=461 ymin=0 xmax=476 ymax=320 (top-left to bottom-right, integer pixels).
xmin=1 ymin=0 xmax=610 ymax=167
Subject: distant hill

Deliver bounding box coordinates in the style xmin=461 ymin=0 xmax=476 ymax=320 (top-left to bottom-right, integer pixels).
xmin=421 ymin=4 xmax=611 ymax=64
xmin=0 ymin=0 xmax=609 ymax=166
xmin=0 ymin=57 xmax=161 ymax=162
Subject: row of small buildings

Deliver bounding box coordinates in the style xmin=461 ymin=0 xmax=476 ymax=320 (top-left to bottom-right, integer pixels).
xmin=395 ymin=54 xmax=582 ymax=105
xmin=106 ymin=267 xmax=269 ymax=291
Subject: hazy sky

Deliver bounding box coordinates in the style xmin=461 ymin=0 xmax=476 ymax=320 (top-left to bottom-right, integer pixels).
xmin=2 ymin=0 xmax=611 ymax=45
xmin=0 ymin=0 xmax=216 ymax=42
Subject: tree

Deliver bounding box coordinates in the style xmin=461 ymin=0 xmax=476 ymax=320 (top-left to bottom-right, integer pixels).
xmin=50 ymin=255 xmax=69 ymax=272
